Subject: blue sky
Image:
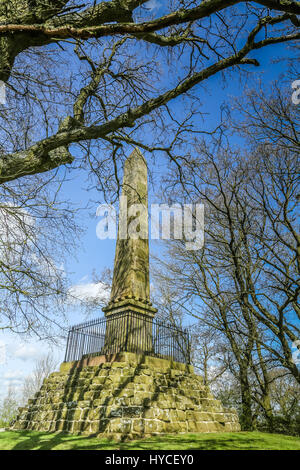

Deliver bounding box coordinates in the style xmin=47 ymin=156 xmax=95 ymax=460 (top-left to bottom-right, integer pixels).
xmin=0 ymin=13 xmax=298 ymax=402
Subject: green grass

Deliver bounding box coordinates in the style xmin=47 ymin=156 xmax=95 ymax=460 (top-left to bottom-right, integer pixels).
xmin=0 ymin=431 xmax=299 ymax=450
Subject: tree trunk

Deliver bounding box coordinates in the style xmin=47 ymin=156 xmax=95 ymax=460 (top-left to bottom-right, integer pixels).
xmin=240 ymin=368 xmax=253 ymax=430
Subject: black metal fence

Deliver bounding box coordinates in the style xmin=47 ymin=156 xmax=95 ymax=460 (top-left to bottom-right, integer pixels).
xmin=64 ymin=311 xmax=190 ymax=364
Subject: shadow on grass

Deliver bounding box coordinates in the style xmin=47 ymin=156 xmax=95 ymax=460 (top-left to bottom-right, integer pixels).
xmin=3 ymin=431 xmax=299 ymax=451
xmin=8 ymin=431 xmax=118 ymax=451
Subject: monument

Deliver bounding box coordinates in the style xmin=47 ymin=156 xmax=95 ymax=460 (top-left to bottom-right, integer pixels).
xmin=13 ymin=148 xmax=240 ymax=439
xmin=102 ymin=148 xmax=157 ymax=355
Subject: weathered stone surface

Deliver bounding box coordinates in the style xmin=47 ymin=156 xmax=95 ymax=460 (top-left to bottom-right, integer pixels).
xmin=102 ymin=148 xmax=157 ymax=354
xmin=106 ymin=148 xmax=150 ymax=307
xmin=102 ymin=149 xmax=156 ymax=315
xmin=13 ymin=354 xmax=240 ymax=438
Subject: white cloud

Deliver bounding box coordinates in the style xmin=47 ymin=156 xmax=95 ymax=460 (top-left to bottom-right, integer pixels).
xmin=0 ymin=332 xmax=64 ymax=400
xmin=14 ymin=344 xmax=41 ymax=362
xmin=68 ymin=281 xmax=110 ymax=304
xmin=3 ymin=369 xmax=26 ymax=380
xmin=146 ymin=0 xmax=160 ymax=11
xmin=2 ymin=379 xmax=24 ymax=396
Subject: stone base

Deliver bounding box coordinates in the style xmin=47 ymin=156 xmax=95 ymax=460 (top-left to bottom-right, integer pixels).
xmin=12 ymin=353 xmax=240 ymax=440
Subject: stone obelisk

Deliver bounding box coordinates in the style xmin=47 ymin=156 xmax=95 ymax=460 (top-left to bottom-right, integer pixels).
xmin=13 ymin=147 xmax=241 ymax=438
xmin=102 ymin=148 xmax=157 ymax=353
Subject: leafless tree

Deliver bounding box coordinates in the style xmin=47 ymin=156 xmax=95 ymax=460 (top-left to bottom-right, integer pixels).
xmin=0 ymin=386 xmax=19 ymax=427
xmin=269 ymin=369 xmax=300 ymax=427
xmin=153 ymin=82 xmax=299 ymax=429
xmin=0 ymin=0 xmax=299 ymax=193
xmin=0 ymin=1 xmax=299 ymax=336
xmin=21 ymin=352 xmax=58 ymax=405
xmin=0 ymin=172 xmax=81 ymax=338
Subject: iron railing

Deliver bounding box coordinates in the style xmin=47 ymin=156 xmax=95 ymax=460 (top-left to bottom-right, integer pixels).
xmin=64 ymin=311 xmax=190 ymax=364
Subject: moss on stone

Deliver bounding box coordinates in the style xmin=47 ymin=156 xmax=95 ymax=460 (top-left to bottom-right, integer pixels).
xmin=13 ymin=355 xmax=240 ymax=439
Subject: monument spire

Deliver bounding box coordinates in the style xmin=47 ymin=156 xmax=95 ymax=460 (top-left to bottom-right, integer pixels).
xmin=103 ymin=147 xmax=157 ymax=317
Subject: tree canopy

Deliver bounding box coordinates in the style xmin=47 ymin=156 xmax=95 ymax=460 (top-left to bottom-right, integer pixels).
xmin=0 ymin=0 xmax=299 ymax=188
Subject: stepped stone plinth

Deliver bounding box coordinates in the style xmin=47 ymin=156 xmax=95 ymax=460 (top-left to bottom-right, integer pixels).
xmin=13 ymin=353 xmax=240 ymax=439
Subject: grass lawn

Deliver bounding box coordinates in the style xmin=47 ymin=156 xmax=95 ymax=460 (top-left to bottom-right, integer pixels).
xmin=0 ymin=431 xmax=299 ymax=450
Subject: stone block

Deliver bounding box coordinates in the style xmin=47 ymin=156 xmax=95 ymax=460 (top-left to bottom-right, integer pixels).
xmin=144 ymin=420 xmax=159 ymax=433
xmin=142 ymin=407 xmax=160 ymax=419
xmin=123 ymin=406 xmax=143 ymax=417
xmin=119 ymin=388 xmax=134 ymax=398
xmin=92 ymin=376 xmax=106 ymax=385
xmin=106 ymin=406 xmax=123 ymax=418
xmin=109 ymin=418 xmax=132 ymax=434
xmin=132 ymin=419 xmax=145 ymax=434
xmin=114 ymin=396 xmax=130 ymax=407
xmin=194 ymin=421 xmax=209 ymax=432
xmin=77 ymin=420 xmax=91 ymax=432
xmin=67 ymin=408 xmax=82 ymax=421
xmin=55 ymin=420 xmax=65 ymax=431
